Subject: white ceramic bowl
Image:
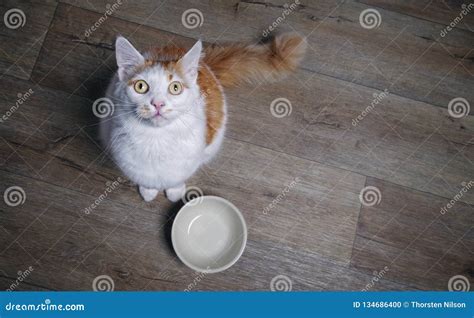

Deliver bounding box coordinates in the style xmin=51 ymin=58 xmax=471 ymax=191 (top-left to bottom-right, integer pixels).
xmin=171 ymin=196 xmax=247 ymax=273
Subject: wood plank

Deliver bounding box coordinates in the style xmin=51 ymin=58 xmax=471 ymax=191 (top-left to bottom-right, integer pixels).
xmin=0 ymin=276 xmax=52 ymax=291
xmin=350 ymin=177 xmax=474 ymax=290
xmin=1 ymin=170 xmax=409 ymax=290
xmin=359 ymin=0 xmax=474 ymax=31
xmin=196 ymin=141 xmax=366 ymax=264
xmin=0 ymin=168 xmax=174 ymax=291
xmin=136 ymin=240 xmax=412 ymax=291
xmin=0 ymin=0 xmax=57 ymax=79
xmin=226 ymin=71 xmax=474 ymax=205
xmin=59 ymin=0 xmax=474 ymax=110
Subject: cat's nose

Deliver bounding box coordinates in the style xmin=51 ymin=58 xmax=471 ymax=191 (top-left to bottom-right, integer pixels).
xmin=151 ymin=100 xmax=165 ymax=111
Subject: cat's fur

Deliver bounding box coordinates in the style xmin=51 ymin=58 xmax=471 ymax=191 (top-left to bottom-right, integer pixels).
xmin=100 ymin=33 xmax=306 ymax=202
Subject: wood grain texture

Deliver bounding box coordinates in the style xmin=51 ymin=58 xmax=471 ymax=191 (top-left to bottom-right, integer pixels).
xmin=0 ymin=0 xmax=57 ymax=80
xmin=226 ymin=71 xmax=474 ymax=205
xmin=359 ymin=0 xmax=474 ymax=31
xmin=0 ymin=1 xmax=473 ymax=291
xmin=60 ymin=0 xmax=474 ymax=111
xmin=0 ymin=170 xmax=409 ymax=291
xmin=350 ymin=177 xmax=474 ymax=290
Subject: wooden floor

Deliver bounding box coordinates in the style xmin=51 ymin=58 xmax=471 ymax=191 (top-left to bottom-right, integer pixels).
xmin=1 ymin=0 xmax=473 ymax=291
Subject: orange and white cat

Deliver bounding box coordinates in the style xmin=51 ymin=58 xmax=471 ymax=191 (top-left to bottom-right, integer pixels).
xmin=100 ymin=33 xmax=306 ymax=202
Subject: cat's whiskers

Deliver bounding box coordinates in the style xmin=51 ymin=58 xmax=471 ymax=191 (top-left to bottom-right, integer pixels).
xmin=99 ymin=110 xmax=137 ymax=125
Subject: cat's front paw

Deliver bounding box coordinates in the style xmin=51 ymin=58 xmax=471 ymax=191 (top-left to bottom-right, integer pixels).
xmin=165 ymin=184 xmax=186 ymax=202
xmin=139 ymin=186 xmax=159 ymax=202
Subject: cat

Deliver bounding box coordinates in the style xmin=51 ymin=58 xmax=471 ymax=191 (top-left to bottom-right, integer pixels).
xmin=100 ymin=33 xmax=307 ymax=202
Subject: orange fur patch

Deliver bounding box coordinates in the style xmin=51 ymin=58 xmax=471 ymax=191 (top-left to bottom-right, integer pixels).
xmin=198 ymin=65 xmax=224 ymax=145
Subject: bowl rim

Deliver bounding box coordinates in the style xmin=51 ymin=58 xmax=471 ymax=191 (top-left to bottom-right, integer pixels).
xmin=171 ymin=195 xmax=247 ymax=274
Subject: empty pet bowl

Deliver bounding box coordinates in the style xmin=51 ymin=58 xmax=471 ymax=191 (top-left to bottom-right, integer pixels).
xmin=171 ymin=196 xmax=247 ymax=273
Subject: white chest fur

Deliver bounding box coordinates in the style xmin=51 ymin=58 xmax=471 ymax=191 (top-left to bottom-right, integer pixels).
xmin=106 ymin=103 xmax=207 ymax=189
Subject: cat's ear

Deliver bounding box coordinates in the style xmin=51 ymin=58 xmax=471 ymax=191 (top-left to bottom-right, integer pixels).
xmin=115 ymin=36 xmax=144 ymax=81
xmin=178 ymin=40 xmax=202 ymax=83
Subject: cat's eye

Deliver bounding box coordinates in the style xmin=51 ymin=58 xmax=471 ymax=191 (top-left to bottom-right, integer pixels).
xmin=168 ymin=81 xmax=183 ymax=95
xmin=134 ymin=80 xmax=149 ymax=94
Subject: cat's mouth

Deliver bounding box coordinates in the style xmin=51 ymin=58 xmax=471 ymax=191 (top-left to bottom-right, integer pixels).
xmin=147 ymin=111 xmax=172 ymax=126
xmin=137 ymin=106 xmax=163 ymax=119
xmin=135 ymin=105 xmax=174 ymax=126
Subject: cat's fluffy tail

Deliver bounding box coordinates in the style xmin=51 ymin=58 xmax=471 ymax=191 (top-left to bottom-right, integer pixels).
xmin=203 ymin=33 xmax=307 ymax=88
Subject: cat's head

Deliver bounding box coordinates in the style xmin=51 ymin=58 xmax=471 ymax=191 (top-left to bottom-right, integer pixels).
xmin=115 ymin=36 xmax=202 ymax=127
